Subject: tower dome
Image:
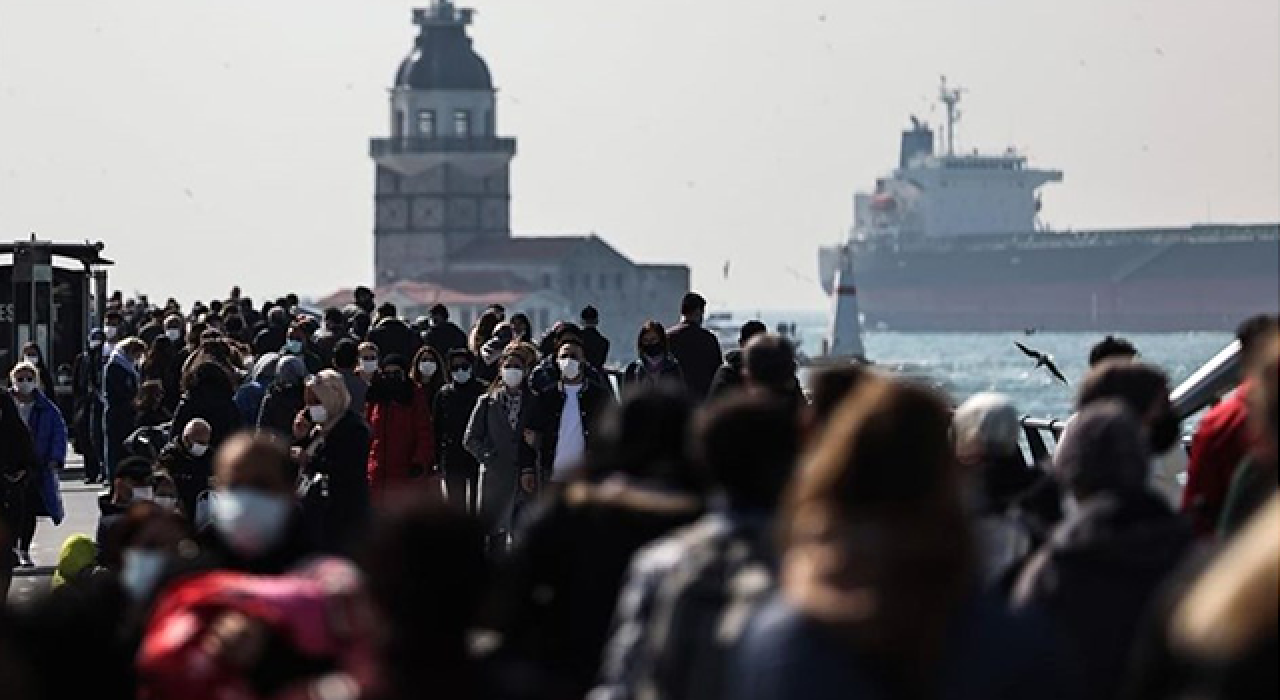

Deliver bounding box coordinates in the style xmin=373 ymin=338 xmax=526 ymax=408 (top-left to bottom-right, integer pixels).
xmin=395 ymin=2 xmax=492 ymax=91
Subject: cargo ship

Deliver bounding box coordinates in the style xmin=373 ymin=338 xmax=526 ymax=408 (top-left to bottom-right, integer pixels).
xmin=818 ymin=79 xmax=1280 ymax=332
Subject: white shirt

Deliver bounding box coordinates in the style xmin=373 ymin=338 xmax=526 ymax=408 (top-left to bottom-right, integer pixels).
xmin=552 ymin=386 xmax=586 ymax=481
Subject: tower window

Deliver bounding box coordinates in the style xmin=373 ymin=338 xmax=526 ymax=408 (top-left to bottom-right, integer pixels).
xmin=417 ymin=110 xmax=435 ymax=137
xmin=454 ymin=110 xmax=471 ymax=138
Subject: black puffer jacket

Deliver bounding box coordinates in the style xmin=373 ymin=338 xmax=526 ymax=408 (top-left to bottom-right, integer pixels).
xmin=1013 ymin=490 xmax=1193 ymax=700
xmin=171 ymin=362 xmax=242 ymax=450
xmin=257 ymin=381 xmax=306 ymax=439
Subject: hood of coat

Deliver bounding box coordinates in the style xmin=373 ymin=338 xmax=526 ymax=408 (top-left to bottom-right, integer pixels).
xmin=1047 ymin=490 xmax=1192 ymax=576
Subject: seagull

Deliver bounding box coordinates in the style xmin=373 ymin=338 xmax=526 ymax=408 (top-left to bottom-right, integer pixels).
xmin=1015 ymin=341 xmax=1069 ymax=385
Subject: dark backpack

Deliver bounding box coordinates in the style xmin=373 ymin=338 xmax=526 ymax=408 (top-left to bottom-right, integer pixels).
xmin=639 ymin=519 xmax=775 ymax=700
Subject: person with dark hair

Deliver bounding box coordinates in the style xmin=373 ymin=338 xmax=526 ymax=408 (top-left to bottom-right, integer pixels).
xmin=369 ymin=301 xmax=422 ymax=362
xmin=170 ymin=361 xmax=242 ymax=453
xmin=424 ymin=303 xmax=469 ymax=360
xmin=666 ymin=292 xmax=722 ymax=399
xmin=366 ymin=354 xmax=436 ymax=502
xmin=281 ymin=320 xmax=323 ymax=374
xmin=580 ymin=305 xmax=611 ymax=370
xmin=1077 ymin=359 xmax=1180 ymax=457
xmin=623 ymin=321 xmax=683 ymax=394
xmin=1089 ymin=335 xmax=1139 ymax=367
xmin=1216 ymin=330 xmax=1279 ymax=535
xmin=433 ymin=350 xmax=485 ymax=513
xmin=142 ymin=334 xmax=182 ymax=415
xmin=312 ymin=307 xmax=348 ymax=368
xmin=410 ymin=344 xmax=447 ymax=407
xmin=510 ymin=312 xmax=534 ymax=345
xmin=529 ymin=337 xmax=615 ymax=487
xmin=362 ymin=498 xmax=490 ymax=700
xmin=354 ymin=285 xmax=377 ymax=315
xmin=71 ymin=328 xmax=107 ymax=484
xmin=105 ymin=338 xmax=147 ymax=484
xmin=252 ymin=306 xmax=290 ymax=358
xmin=95 ymin=457 xmax=156 ymax=551
xmin=257 ymin=355 xmax=309 ymax=439
xmin=156 ymin=418 xmax=213 ymax=522
xmin=1 ymin=389 xmax=39 ymax=594
xmin=741 ymin=333 xmax=804 ymax=412
xmin=595 ymin=394 xmax=798 ymax=700
xmin=464 ymin=350 xmax=537 ymax=548
xmin=708 ymin=319 xmax=769 ymax=399
xmin=801 ymin=364 xmax=870 ymax=444
xmin=732 ymin=377 xmax=1068 ymax=700
xmin=486 ymin=385 xmax=702 ymax=698
xmin=333 ymin=338 xmax=367 ymax=415
xmin=1182 ymin=314 xmax=1280 ymax=535
xmin=1013 ymin=401 xmax=1192 ymax=699
xmin=17 ymin=342 xmax=57 ymax=397
xmin=196 ymin=432 xmax=313 ymax=574
xmin=133 ymin=379 xmax=171 ymax=430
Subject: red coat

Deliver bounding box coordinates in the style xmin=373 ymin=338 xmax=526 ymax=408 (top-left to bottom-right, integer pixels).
xmin=1182 ymin=381 xmax=1257 ymax=535
xmin=365 ymin=385 xmax=435 ymax=500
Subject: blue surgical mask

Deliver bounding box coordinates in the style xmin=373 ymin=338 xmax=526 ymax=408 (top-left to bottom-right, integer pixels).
xmin=284 ymin=339 xmax=304 ymax=355
xmin=211 ymin=489 xmax=292 ymax=557
xmin=121 ymin=548 xmax=168 ymax=601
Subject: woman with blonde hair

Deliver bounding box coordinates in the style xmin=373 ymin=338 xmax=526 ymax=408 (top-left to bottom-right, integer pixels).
xmin=295 ymin=369 xmax=371 ymax=553
xmin=731 ymin=376 xmax=1066 ymax=700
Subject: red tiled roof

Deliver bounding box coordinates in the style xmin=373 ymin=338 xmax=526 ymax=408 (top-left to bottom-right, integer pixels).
xmin=313 ymin=272 xmax=538 ymax=311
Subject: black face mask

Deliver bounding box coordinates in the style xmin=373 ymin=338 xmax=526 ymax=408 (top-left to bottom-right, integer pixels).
xmin=1149 ymin=410 xmax=1181 ymax=455
xmin=642 ymin=343 xmax=664 ymax=358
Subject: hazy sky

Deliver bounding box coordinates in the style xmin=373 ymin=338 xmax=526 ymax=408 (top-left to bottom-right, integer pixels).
xmin=1 ymin=0 xmax=1277 ymax=310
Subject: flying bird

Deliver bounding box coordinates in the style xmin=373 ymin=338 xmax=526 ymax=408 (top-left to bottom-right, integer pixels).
xmin=1015 ymin=341 xmax=1069 ymax=385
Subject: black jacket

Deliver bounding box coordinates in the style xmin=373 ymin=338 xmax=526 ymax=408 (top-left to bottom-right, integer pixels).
xmin=194 ymin=510 xmax=315 ymax=576
xmin=581 ymin=326 xmax=611 ymax=370
xmin=531 ymin=379 xmax=615 ymax=480
xmin=433 ymin=379 xmax=485 ymax=475
xmin=305 ymin=411 xmax=373 ymax=555
xmin=666 ymin=321 xmax=722 ymax=399
xmin=156 ymin=441 xmax=213 ymax=520
xmin=424 ymin=321 xmax=469 ymax=360
xmin=253 ymin=325 xmax=287 ymax=358
xmin=707 ymin=349 xmax=745 ymax=399
xmin=170 ymin=365 xmax=242 ymax=450
xmin=1013 ymin=490 xmax=1193 ymax=700
xmin=622 ymin=354 xmax=683 ymax=395
xmin=257 ymin=381 xmax=306 ymax=439
xmin=368 ymin=318 xmax=422 ymax=362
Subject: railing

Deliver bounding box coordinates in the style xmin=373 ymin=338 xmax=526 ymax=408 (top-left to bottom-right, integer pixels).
xmin=369 ymin=136 xmax=517 ymax=158
xmin=1019 ymin=339 xmax=1241 ymax=462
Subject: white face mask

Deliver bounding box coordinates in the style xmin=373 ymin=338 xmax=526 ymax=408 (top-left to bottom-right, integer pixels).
xmin=451 ymin=368 xmax=472 ymax=384
xmin=308 ymin=404 xmax=329 ymax=424
xmin=104 ymin=325 xmax=119 ymax=340
xmin=23 ymin=354 xmax=39 ymax=365
xmin=360 ymin=359 xmax=380 ymax=373
xmin=284 ymin=339 xmax=304 ymax=355
xmin=165 ymin=328 xmax=182 ymax=342
xmin=15 ymin=379 xmax=37 ymax=395
xmin=501 ymin=368 xmax=524 ymax=388
xmin=211 ymin=489 xmax=292 ymax=557
xmin=130 ymin=486 xmax=154 ymax=503
xmin=558 ymin=357 xmax=582 ymax=381
xmin=188 ymin=442 xmax=209 ymax=458
xmin=418 ymin=361 xmax=438 ymax=379
xmin=154 ymin=495 xmax=179 ymax=512
xmin=121 ymin=548 xmax=168 ymax=601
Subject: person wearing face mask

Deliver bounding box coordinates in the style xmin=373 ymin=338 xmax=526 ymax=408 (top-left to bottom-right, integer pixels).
xmin=411 ymin=345 xmax=447 ymax=405
xmin=294 ymin=370 xmax=372 ymax=554
xmin=357 ymin=340 xmax=382 ymax=381
xmin=71 ymin=328 xmax=108 ymax=484
xmin=623 ymin=321 xmax=684 ymax=396
xmin=157 ymin=419 xmax=215 ymax=522
xmin=468 ymin=309 xmax=504 ymax=383
xmin=102 ymin=309 xmax=125 ymax=356
xmin=18 ymin=342 xmax=57 ymax=397
xmin=197 ymin=433 xmax=313 ymax=574
xmin=281 ymin=321 xmax=323 ymax=374
xmin=257 ymin=355 xmax=308 ymax=439
xmin=464 ymin=351 xmax=537 ymax=549
xmin=96 ymin=458 xmax=157 ymax=551
xmin=6 ymin=362 xmax=67 ymax=568
xmin=365 ymin=354 xmax=436 ymax=503
xmin=1012 ymin=401 xmax=1193 ymax=700
xmin=105 ymin=338 xmax=147 ymax=485
xmin=530 ymin=338 xmax=615 ymax=487
xmin=434 ymin=350 xmax=485 ymax=513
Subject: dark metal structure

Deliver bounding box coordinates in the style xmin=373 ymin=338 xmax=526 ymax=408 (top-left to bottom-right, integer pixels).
xmin=0 ymin=238 xmax=111 ymax=401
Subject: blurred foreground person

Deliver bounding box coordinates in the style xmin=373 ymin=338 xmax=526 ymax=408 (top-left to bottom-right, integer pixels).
xmin=741 ymin=333 xmax=804 ymax=411
xmin=363 ymin=498 xmax=491 ymax=700
xmin=198 ymin=432 xmax=312 ymax=574
xmin=1216 ymin=331 xmax=1279 ymax=534
xmin=1182 ymin=314 xmax=1278 ymax=535
xmin=732 ymin=377 xmax=1070 ymax=700
xmin=1013 ymin=401 xmax=1192 ymax=700
xmin=488 ymin=386 xmax=703 ymax=700
xmin=707 ymin=320 xmax=767 ymax=399
xmin=593 ymin=395 xmax=799 ymax=700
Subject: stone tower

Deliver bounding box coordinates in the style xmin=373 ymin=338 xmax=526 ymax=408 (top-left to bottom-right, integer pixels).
xmin=370 ymin=1 xmax=517 ymax=284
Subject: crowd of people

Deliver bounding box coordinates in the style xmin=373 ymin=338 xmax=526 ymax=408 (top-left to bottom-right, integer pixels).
xmin=0 ymin=284 xmax=1275 ymax=700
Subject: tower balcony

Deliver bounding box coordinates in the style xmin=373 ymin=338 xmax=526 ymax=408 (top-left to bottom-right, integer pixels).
xmin=370 ymin=136 xmax=517 ymax=158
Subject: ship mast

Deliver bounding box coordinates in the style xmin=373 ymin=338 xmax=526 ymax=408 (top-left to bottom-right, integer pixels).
xmin=939 ymin=76 xmax=965 ymax=156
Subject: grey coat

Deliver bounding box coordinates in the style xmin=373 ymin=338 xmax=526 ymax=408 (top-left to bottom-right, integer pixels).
xmin=464 ymin=388 xmax=536 ymax=535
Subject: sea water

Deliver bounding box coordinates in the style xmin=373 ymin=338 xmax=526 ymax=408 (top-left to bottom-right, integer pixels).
xmin=744 ymin=310 xmax=1233 ymax=420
